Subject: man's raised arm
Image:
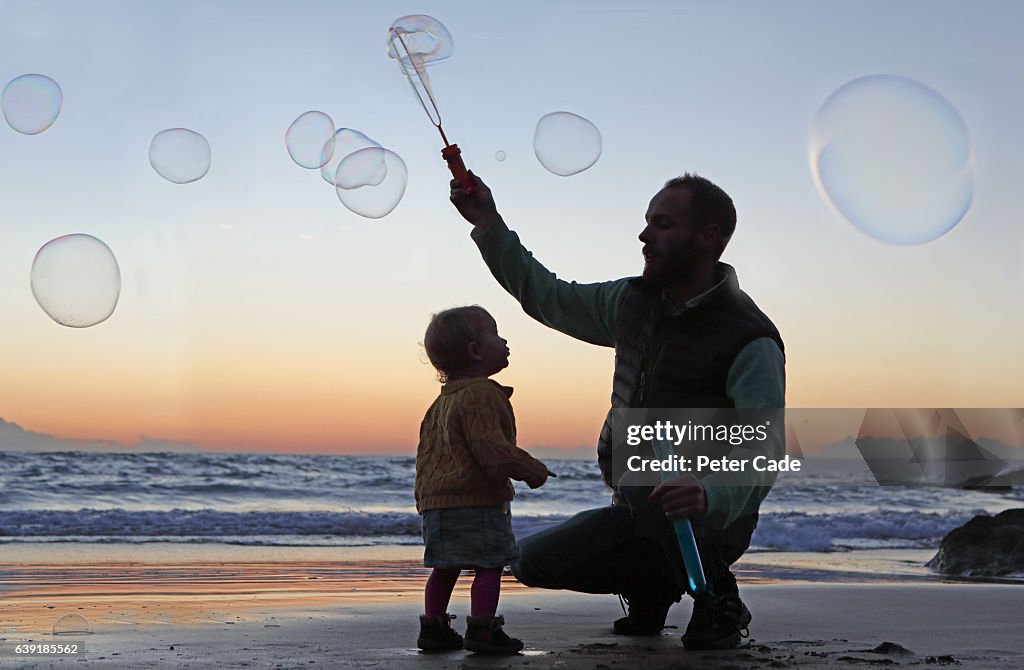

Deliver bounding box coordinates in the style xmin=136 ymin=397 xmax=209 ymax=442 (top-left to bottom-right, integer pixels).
xmin=450 ymin=173 xmax=628 ymax=347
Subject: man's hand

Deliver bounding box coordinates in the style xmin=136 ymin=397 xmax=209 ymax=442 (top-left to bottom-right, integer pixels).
xmin=450 ymin=171 xmax=498 ymax=227
xmin=648 ymin=473 xmax=707 ymax=520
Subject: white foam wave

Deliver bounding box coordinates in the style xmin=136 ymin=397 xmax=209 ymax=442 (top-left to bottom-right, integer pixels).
xmin=751 ymin=509 xmax=984 ymax=551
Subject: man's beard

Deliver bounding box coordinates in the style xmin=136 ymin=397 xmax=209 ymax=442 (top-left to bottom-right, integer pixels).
xmin=642 ymin=244 xmax=699 ymax=287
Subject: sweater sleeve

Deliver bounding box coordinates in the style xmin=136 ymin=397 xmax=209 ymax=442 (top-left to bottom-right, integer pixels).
xmin=460 ymin=385 xmax=550 ymax=489
xmin=471 ymin=215 xmax=629 ymax=347
xmin=701 ymin=337 xmax=787 ymax=528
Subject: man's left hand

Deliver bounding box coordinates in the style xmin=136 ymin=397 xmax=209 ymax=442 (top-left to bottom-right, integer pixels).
xmin=648 ymin=473 xmax=707 ymax=519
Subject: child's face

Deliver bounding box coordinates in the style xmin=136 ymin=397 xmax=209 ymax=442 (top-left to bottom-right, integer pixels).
xmin=475 ymin=319 xmax=510 ymax=376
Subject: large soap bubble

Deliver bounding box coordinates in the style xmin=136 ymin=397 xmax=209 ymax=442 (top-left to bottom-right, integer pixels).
xmin=386 ymin=15 xmax=454 ymax=126
xmin=334 ymin=145 xmax=388 ymax=189
xmin=386 ymin=15 xmax=454 ymax=68
xmin=53 ymin=613 xmax=93 ymax=635
xmin=286 ymin=111 xmax=335 ymax=169
xmin=335 ymin=148 xmax=408 ymax=219
xmin=319 ymin=129 xmax=382 ymax=186
xmin=534 ymin=112 xmax=602 ymax=176
xmin=2 ymin=74 xmax=63 ymax=135
xmin=31 ymin=234 xmax=121 ymax=328
xmin=149 ymin=128 xmax=212 ymax=184
xmin=810 ymin=74 xmax=973 ymax=245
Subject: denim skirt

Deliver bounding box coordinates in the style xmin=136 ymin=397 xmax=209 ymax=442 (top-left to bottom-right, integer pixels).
xmin=421 ymin=503 xmax=519 ymax=570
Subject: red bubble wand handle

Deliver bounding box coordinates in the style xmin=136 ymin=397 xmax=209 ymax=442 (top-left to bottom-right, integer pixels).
xmin=441 ymin=144 xmax=472 ymax=192
xmin=390 ymin=29 xmax=475 ymax=193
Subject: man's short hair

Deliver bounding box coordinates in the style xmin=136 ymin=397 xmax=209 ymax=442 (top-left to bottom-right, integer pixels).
xmin=664 ymin=173 xmax=736 ymax=256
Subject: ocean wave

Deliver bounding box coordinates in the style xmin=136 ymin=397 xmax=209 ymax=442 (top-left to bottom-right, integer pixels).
xmin=750 ymin=509 xmax=985 ymax=551
xmin=0 ymin=508 xmax=572 ymax=542
xmin=0 ymin=507 xmax=983 ymax=552
xmin=0 ymin=509 xmax=422 ymax=538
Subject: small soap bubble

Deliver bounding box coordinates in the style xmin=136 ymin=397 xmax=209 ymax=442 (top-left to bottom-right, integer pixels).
xmin=2 ymin=74 xmax=63 ymax=135
xmin=31 ymin=234 xmax=121 ymax=328
xmin=810 ymin=74 xmax=973 ymax=245
xmin=320 ymin=129 xmax=382 ymax=186
xmin=149 ymin=128 xmax=211 ymax=184
xmin=534 ymin=112 xmax=602 ymax=176
xmin=335 ymin=148 xmax=408 ymax=219
xmin=495 ymin=150 xmax=507 ymax=162
xmin=286 ymin=111 xmax=335 ymax=169
xmin=53 ymin=613 xmax=92 ymax=635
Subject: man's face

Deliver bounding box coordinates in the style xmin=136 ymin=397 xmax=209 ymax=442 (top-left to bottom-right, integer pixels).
xmin=639 ymin=186 xmax=700 ymax=286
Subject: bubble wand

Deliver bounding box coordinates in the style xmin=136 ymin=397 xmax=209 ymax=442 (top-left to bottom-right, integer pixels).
xmin=387 ymin=20 xmax=474 ymax=193
xmin=651 ymin=439 xmax=707 ymax=594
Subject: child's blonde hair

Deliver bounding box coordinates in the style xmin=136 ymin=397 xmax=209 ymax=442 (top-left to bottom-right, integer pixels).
xmin=423 ymin=306 xmax=495 ymax=383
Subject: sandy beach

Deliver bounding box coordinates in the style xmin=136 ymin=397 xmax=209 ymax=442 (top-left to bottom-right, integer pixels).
xmin=2 ymin=544 xmax=1021 ymax=669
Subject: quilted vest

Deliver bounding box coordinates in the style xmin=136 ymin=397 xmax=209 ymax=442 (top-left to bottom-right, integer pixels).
xmin=596 ymin=263 xmax=784 ymax=487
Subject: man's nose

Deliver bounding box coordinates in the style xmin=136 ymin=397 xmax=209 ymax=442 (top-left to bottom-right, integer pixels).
xmin=639 ymin=225 xmax=651 ymax=243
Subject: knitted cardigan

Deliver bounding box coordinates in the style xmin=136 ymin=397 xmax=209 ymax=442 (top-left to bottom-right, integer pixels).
xmin=415 ymin=377 xmax=549 ymax=513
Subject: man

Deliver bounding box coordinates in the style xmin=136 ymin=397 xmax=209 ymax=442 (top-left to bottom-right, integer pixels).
xmin=449 ymin=171 xmax=785 ymax=650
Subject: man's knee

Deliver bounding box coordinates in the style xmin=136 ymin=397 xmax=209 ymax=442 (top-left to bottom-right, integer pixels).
xmin=699 ymin=513 xmax=758 ymax=567
xmin=510 ymin=506 xmax=633 ymax=589
xmin=510 ymin=536 xmax=547 ymax=587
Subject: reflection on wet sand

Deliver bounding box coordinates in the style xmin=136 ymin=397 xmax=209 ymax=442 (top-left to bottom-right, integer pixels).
xmin=0 ymin=560 xmax=530 ymax=633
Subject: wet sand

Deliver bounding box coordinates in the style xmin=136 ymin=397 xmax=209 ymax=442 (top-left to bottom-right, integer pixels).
xmin=1 ymin=544 xmax=1021 ymax=668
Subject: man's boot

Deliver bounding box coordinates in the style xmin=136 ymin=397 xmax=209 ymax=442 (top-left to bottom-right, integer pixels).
xmin=612 ymin=593 xmax=679 ymax=635
xmin=681 ymin=573 xmax=751 ymax=650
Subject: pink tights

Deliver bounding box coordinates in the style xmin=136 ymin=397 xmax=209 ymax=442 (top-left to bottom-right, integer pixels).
xmin=424 ymin=567 xmax=502 ymax=617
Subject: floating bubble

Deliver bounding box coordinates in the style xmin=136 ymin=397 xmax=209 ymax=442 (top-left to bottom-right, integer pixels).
xmin=386 ymin=15 xmax=453 ymax=70
xmin=335 ymin=148 xmax=408 ymax=219
xmin=335 ymin=145 xmax=388 ymax=189
xmin=286 ymin=111 xmax=335 ymax=169
xmin=533 ymin=112 xmax=602 ymax=177
xmin=319 ymin=129 xmax=383 ymax=186
xmin=2 ymin=74 xmax=63 ymax=135
xmin=810 ymin=74 xmax=973 ymax=245
xmin=387 ymin=15 xmax=454 ymax=126
xmin=149 ymin=128 xmax=211 ymax=184
xmin=31 ymin=234 xmax=121 ymax=328
xmin=495 ymin=150 xmax=507 ymax=162
xmin=53 ymin=613 xmax=93 ymax=636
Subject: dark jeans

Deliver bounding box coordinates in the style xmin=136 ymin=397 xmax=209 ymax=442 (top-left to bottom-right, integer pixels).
xmin=511 ymin=500 xmax=757 ymax=602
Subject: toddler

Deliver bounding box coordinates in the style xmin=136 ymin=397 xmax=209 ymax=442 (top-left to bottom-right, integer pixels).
xmin=415 ymin=306 xmax=553 ymax=654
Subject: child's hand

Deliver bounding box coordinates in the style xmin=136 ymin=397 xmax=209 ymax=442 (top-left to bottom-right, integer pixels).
xmin=526 ymin=466 xmax=556 ymax=489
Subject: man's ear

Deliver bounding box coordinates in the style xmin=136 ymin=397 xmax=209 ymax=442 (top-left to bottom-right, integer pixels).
xmin=467 ymin=341 xmax=483 ymax=361
xmin=699 ymin=224 xmax=722 ymax=252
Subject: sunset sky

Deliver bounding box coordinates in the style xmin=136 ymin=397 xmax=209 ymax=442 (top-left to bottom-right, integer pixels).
xmin=0 ymin=0 xmax=1022 ymax=455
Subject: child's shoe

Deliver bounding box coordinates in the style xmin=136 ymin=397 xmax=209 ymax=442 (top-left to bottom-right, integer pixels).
xmin=417 ymin=614 xmax=464 ymax=651
xmin=464 ymin=614 xmax=524 ymax=654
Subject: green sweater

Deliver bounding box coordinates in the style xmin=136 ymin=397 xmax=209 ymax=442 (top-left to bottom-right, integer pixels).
xmin=471 ymin=215 xmax=786 ymax=528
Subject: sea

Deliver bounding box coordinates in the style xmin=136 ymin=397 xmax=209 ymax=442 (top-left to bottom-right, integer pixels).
xmin=2 ymin=451 xmax=1022 ymax=569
